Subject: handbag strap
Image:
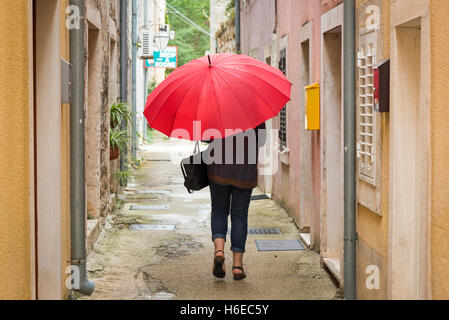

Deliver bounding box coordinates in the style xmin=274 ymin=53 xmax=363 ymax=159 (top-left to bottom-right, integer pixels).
xmin=193 ymin=141 xmax=200 ymax=155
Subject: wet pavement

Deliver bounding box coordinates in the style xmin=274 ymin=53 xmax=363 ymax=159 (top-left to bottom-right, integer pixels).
xmin=81 ymin=131 xmax=339 ymax=300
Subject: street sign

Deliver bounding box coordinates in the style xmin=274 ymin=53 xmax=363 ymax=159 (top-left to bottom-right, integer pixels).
xmin=145 ymin=46 xmax=178 ymax=69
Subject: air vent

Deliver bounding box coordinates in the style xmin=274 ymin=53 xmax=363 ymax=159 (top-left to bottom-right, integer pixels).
xmin=139 ymin=30 xmax=154 ymax=59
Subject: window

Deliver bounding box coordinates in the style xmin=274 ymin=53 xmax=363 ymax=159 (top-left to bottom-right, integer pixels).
xmin=278 ymin=48 xmax=287 ymax=151
xmin=357 ymin=29 xmax=377 ymax=185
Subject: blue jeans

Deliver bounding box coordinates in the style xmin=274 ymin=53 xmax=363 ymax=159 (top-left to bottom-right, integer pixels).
xmin=210 ymin=182 xmax=253 ymax=253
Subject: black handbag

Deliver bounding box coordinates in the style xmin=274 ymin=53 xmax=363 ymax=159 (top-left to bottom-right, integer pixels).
xmin=180 ymin=141 xmax=209 ymax=193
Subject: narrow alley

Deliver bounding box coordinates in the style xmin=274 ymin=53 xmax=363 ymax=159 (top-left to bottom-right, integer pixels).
xmin=81 ymin=132 xmax=339 ymax=300
xmin=3 ymin=0 xmax=449 ymax=304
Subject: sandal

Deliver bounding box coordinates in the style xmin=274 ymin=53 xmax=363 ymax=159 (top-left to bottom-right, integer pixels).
xmin=232 ymin=266 xmax=246 ymax=280
xmin=213 ymin=250 xmax=226 ymax=278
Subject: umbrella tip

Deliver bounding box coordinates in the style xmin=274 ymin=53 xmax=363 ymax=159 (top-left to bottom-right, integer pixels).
xmin=208 ymin=55 xmax=212 ymax=67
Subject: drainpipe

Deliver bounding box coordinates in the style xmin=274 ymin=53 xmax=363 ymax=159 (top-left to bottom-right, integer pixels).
xmin=131 ymin=0 xmax=137 ymax=159
xmin=235 ymin=0 xmax=240 ymax=53
xmin=69 ymin=0 xmax=95 ymax=296
xmin=143 ymin=0 xmax=149 ymax=141
xmin=343 ymin=0 xmax=357 ymax=300
xmin=120 ymin=0 xmax=128 ymax=174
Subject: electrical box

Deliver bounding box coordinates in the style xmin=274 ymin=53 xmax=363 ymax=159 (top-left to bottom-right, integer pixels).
xmin=304 ymin=82 xmax=320 ymax=130
xmin=373 ymin=59 xmax=390 ymax=113
xmin=61 ymin=59 xmax=72 ymax=104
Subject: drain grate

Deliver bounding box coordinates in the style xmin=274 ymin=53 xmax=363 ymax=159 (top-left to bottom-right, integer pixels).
xmin=135 ymin=190 xmax=171 ymax=195
xmin=249 ymin=228 xmax=281 ymax=235
xmin=130 ymin=224 xmax=175 ymax=231
xmin=227 ymin=228 xmax=282 ymax=235
xmin=254 ymin=239 xmax=305 ymax=251
xmin=251 ymin=194 xmax=270 ymax=201
xmin=129 ymin=205 xmax=170 ymax=210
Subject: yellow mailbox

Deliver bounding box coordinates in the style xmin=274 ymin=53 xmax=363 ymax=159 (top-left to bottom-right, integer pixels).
xmin=304 ymin=82 xmax=320 ymax=130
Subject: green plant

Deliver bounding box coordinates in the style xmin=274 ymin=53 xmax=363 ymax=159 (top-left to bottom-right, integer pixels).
xmin=145 ymin=127 xmax=154 ymax=144
xmin=131 ymin=157 xmax=142 ymax=169
xmin=110 ymin=102 xmax=132 ymax=128
xmin=148 ymin=79 xmax=158 ymax=95
xmin=110 ymin=127 xmax=129 ymax=154
xmin=114 ymin=170 xmax=132 ymax=186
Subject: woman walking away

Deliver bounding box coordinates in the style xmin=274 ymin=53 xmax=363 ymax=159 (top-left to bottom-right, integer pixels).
xmin=205 ymin=123 xmax=266 ymax=280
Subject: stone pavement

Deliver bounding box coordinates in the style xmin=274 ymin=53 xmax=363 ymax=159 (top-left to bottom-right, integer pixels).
xmin=81 ymin=132 xmax=339 ymax=300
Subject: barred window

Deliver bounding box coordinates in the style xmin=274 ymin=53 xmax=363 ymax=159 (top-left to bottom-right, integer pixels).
xmin=357 ymin=29 xmax=377 ymax=185
xmin=278 ymin=48 xmax=287 ymax=151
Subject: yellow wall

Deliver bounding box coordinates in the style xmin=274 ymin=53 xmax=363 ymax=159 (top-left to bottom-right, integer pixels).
xmin=357 ymin=0 xmax=391 ymax=262
xmin=0 ymin=0 xmax=72 ymax=300
xmin=0 ymin=0 xmax=33 ymax=299
xmin=355 ymin=0 xmax=391 ymax=299
xmin=430 ymin=0 xmax=449 ymax=300
xmin=358 ymin=0 xmax=449 ymax=299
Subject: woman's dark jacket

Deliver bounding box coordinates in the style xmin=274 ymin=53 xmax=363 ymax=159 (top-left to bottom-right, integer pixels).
xmin=204 ymin=123 xmax=266 ymax=189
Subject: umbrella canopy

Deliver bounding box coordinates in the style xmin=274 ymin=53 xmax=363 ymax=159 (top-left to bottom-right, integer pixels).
xmin=144 ymin=53 xmax=292 ymax=141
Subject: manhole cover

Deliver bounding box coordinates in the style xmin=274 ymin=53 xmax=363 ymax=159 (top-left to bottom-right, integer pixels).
xmin=135 ymin=190 xmax=171 ymax=195
xmin=254 ymin=239 xmax=305 ymax=251
xmin=228 ymin=228 xmax=282 ymax=235
xmin=251 ymin=194 xmax=270 ymax=201
xmin=130 ymin=224 xmax=176 ymax=231
xmin=129 ymin=205 xmax=170 ymax=210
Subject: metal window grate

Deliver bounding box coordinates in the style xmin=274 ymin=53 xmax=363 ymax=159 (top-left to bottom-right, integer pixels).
xmin=357 ymin=29 xmax=377 ymax=185
xmin=279 ymin=48 xmax=287 ymax=150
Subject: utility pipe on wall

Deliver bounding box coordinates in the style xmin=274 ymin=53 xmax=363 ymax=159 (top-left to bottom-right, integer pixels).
xmin=69 ymin=0 xmax=95 ymax=296
xmin=143 ymin=0 xmax=149 ymax=141
xmin=131 ymin=0 xmax=137 ymax=159
xmin=343 ymin=0 xmax=357 ymax=300
xmin=120 ymin=0 xmax=128 ymax=173
xmin=235 ymin=0 xmax=240 ymax=53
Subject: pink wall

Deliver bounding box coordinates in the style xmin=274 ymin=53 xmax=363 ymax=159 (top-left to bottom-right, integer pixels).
xmin=240 ymin=0 xmax=342 ymax=249
xmin=240 ymin=0 xmax=275 ymax=59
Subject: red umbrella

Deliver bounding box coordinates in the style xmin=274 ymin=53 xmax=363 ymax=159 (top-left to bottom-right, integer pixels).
xmin=143 ymin=53 xmax=292 ymax=141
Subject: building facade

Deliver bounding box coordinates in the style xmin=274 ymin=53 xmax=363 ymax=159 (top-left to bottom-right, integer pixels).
xmin=0 ymin=0 xmax=72 ymax=299
xmin=355 ymin=0 xmax=449 ymax=300
xmin=239 ymin=0 xmax=449 ymax=299
xmin=210 ymin=0 xmax=232 ymax=53
xmin=0 ymin=0 xmax=126 ymax=300
xmin=85 ymin=0 xmax=121 ymax=221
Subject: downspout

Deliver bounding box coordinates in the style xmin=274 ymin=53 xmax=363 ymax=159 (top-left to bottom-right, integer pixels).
xmin=143 ymin=0 xmax=149 ymax=141
xmin=69 ymin=0 xmax=95 ymax=296
xmin=131 ymin=0 xmax=138 ymax=159
xmin=120 ymin=0 xmax=128 ymax=174
xmin=343 ymin=0 xmax=357 ymax=300
xmin=235 ymin=0 xmax=240 ymax=53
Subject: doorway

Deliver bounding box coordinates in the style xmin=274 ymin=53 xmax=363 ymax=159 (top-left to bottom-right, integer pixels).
xmin=321 ymin=25 xmax=343 ymax=283
xmin=389 ymin=16 xmax=430 ymax=299
xmin=34 ymin=0 xmax=62 ymax=299
xmin=299 ymin=36 xmax=312 ymax=246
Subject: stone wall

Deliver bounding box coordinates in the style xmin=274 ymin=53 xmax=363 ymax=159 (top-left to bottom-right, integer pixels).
xmin=210 ymin=0 xmax=231 ymax=53
xmin=215 ymin=7 xmax=236 ymax=53
xmin=85 ymin=0 xmax=120 ymax=218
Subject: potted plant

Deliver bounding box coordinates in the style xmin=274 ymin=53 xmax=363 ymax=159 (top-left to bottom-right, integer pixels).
xmin=110 ymin=101 xmax=132 ymax=129
xmin=110 ymin=127 xmax=128 ymax=160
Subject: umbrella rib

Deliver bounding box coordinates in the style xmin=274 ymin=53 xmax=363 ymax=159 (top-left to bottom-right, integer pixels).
xmin=209 ymin=69 xmax=226 ymax=135
xmin=193 ymin=71 xmax=212 ymax=132
xmin=169 ymin=69 xmax=209 ymax=138
xmin=216 ymin=68 xmax=285 ymax=116
xmin=217 ymin=65 xmax=292 ymax=100
xmin=147 ymin=72 xmax=201 ymax=127
xmin=212 ymin=69 xmax=253 ymax=129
